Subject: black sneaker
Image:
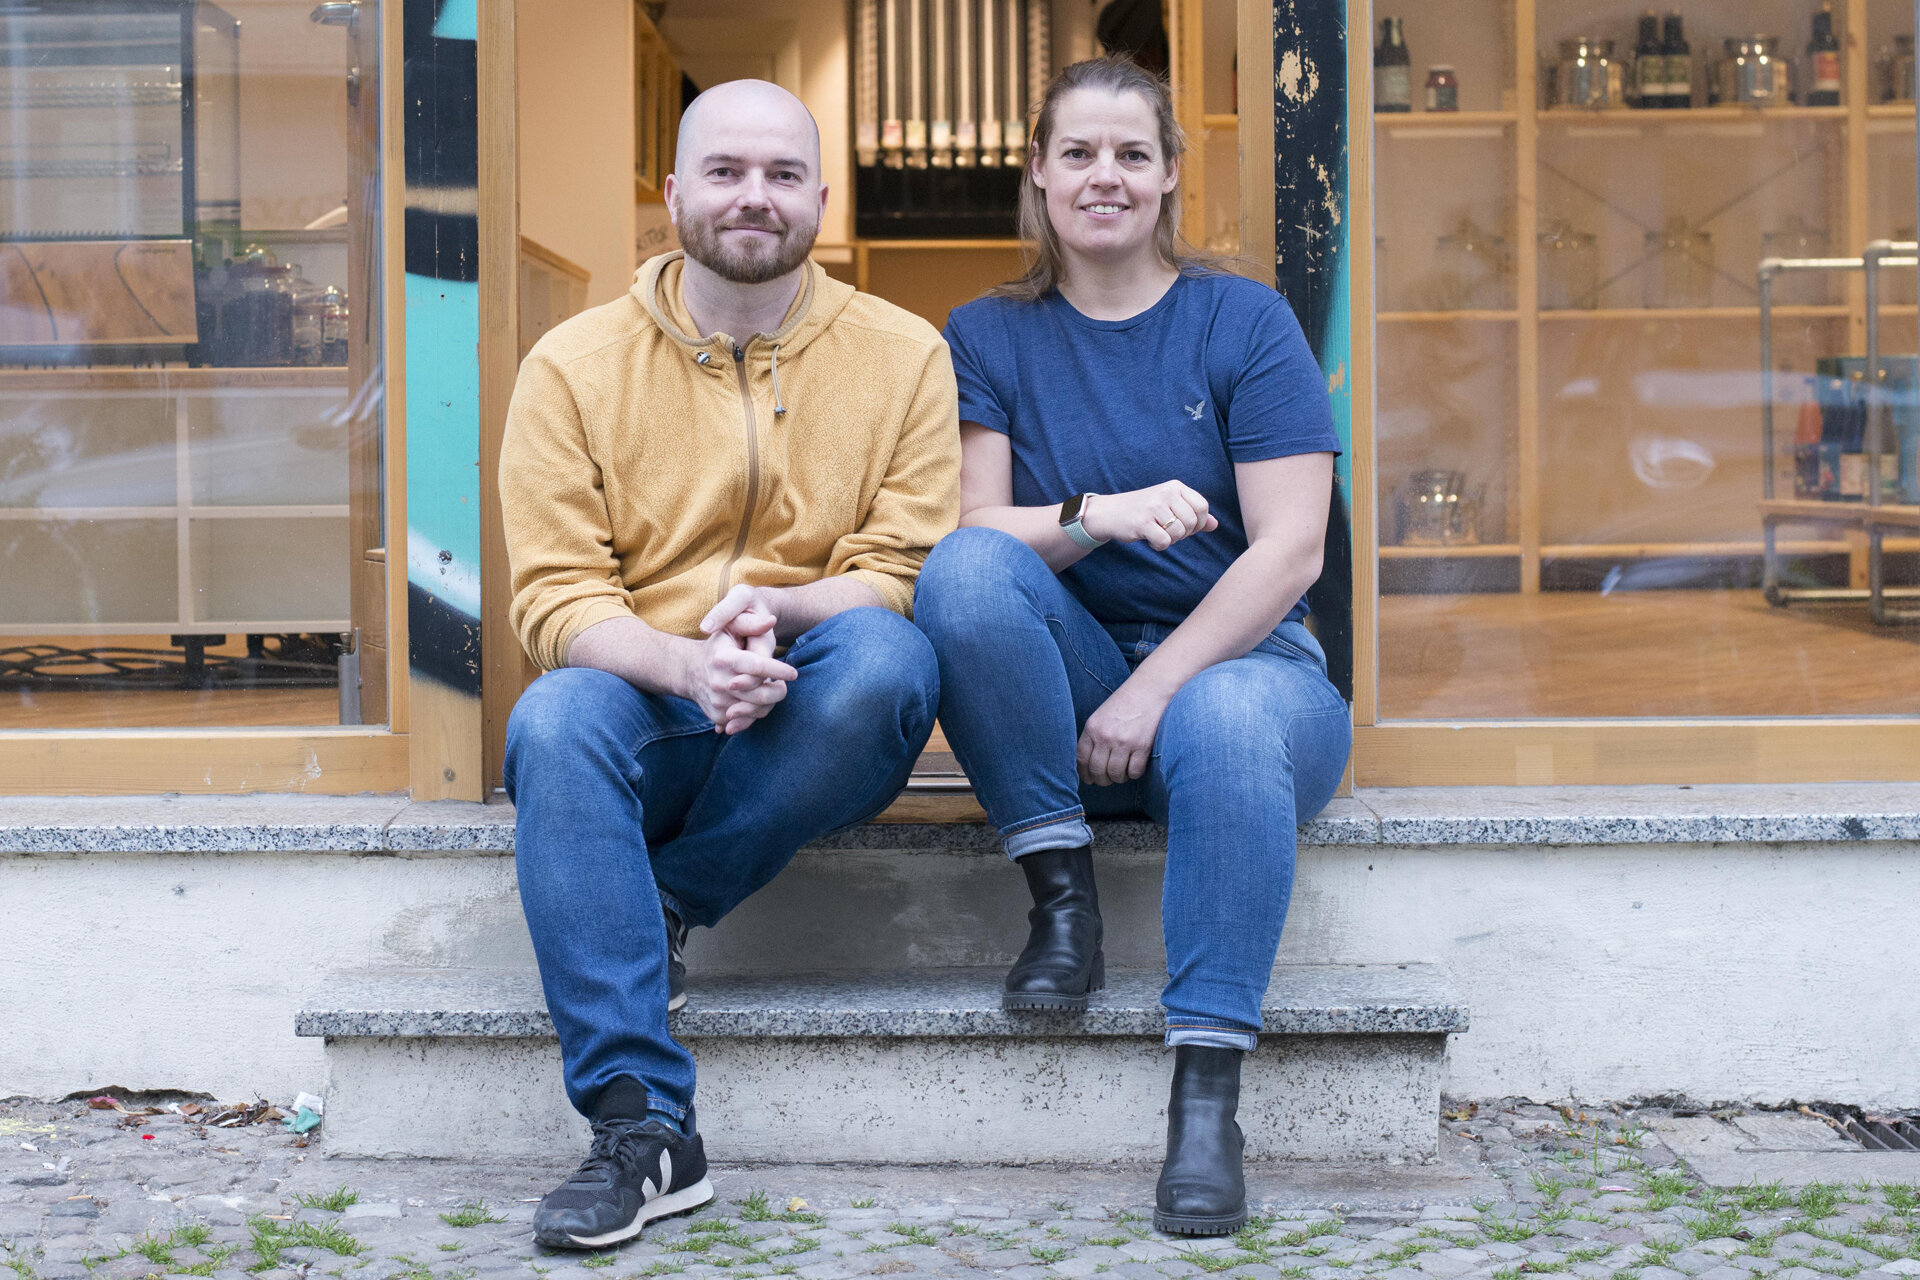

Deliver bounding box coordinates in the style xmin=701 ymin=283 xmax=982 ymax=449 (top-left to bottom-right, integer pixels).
xmin=663 ymin=904 xmax=688 ymax=1012
xmin=532 ymin=1113 xmax=712 ymax=1249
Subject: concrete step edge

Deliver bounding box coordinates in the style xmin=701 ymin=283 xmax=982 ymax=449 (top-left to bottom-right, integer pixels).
xmin=296 ymin=963 xmax=1469 ymax=1040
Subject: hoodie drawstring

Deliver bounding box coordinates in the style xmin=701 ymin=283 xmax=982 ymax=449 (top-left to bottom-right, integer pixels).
xmin=770 ymin=343 xmax=787 ymax=418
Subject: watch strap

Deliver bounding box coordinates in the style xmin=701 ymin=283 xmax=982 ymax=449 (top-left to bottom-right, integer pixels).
xmin=1060 ymin=494 xmax=1106 ymax=550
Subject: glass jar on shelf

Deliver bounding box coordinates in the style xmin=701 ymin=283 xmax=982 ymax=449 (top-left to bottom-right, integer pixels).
xmin=1432 ymin=217 xmax=1511 ymax=311
xmin=321 ymin=289 xmax=350 ymax=366
xmin=1643 ymin=217 xmax=1714 ymax=308
xmin=1879 ymin=35 xmax=1915 ymax=103
xmin=1539 ymin=219 xmax=1599 ymax=309
xmin=291 ymin=279 xmax=328 ymax=367
xmin=1761 ymin=216 xmax=1832 ymax=306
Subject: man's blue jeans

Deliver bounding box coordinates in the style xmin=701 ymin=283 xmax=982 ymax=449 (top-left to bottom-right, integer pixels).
xmin=504 ymin=607 xmax=939 ymax=1124
xmin=914 ymin=527 xmax=1352 ymax=1050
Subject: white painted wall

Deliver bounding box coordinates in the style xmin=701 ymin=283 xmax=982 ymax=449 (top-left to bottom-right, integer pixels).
xmin=2 ymin=841 xmax=1915 ymax=1109
xmin=518 ymin=0 xmax=639 ymax=306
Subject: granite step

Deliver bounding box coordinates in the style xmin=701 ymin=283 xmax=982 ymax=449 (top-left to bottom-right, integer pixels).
xmin=299 ymin=964 xmax=1467 ymax=1163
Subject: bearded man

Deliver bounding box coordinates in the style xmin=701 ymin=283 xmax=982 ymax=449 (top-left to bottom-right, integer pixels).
xmin=499 ymin=80 xmax=960 ymax=1247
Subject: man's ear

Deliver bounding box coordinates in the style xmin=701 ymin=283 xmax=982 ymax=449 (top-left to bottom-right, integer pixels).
xmin=663 ymin=173 xmax=681 ymax=226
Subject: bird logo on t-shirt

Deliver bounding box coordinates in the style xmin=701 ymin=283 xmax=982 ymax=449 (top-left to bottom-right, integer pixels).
xmin=1183 ymin=401 xmax=1206 ymax=420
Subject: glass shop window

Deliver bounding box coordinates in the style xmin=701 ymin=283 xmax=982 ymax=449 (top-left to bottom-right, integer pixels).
xmin=1 ymin=0 xmax=388 ymax=729
xmin=1373 ymin=0 xmax=1920 ymax=719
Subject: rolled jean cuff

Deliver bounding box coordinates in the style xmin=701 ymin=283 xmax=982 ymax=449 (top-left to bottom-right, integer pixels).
xmin=1003 ymin=811 xmax=1095 ymax=861
xmin=1166 ymin=1018 xmax=1258 ymax=1052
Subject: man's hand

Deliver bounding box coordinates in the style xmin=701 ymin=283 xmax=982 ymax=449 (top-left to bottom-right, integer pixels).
xmin=1080 ymin=481 xmax=1220 ymax=552
xmin=1077 ymin=681 xmax=1172 ymax=786
xmin=701 ymin=584 xmax=789 ymax=642
xmin=686 ymin=596 xmax=797 ymax=735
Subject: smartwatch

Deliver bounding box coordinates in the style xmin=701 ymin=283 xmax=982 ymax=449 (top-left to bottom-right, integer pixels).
xmin=1058 ymin=493 xmax=1106 ymax=551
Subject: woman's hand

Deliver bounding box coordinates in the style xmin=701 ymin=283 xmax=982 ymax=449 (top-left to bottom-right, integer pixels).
xmin=1077 ymin=681 xmax=1173 ymax=786
xmin=1080 ymin=481 xmax=1221 ymax=551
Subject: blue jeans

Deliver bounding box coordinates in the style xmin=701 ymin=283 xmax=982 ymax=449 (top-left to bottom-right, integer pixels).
xmin=914 ymin=526 xmax=1352 ymax=1050
xmin=504 ymin=606 xmax=939 ymax=1123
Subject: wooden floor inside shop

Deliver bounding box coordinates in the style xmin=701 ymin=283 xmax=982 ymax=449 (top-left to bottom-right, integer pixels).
xmin=1381 ymin=589 xmax=1920 ymax=720
xmin=8 ymin=591 xmax=1918 ymax=732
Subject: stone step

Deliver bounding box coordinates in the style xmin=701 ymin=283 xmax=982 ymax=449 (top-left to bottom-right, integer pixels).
xmin=299 ymin=964 xmax=1467 ymax=1164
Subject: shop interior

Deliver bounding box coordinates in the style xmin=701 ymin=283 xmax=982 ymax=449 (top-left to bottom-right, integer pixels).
xmin=4 ymin=0 xmax=1917 ymax=734
xmin=1375 ymin=0 xmax=1920 ymax=718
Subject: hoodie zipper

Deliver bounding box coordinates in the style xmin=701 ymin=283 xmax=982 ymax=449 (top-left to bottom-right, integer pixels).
xmin=717 ymin=342 xmax=760 ymax=599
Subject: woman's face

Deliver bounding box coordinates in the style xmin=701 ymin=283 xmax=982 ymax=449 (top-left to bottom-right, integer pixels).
xmin=1032 ymin=87 xmax=1178 ymax=265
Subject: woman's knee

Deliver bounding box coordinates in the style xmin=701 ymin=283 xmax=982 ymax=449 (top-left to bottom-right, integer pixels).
xmin=1158 ymin=660 xmax=1349 ymax=776
xmin=914 ymin=526 xmax=1050 ymax=628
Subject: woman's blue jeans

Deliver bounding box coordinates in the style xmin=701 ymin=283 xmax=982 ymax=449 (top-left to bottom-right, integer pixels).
xmin=914 ymin=526 xmax=1352 ymax=1050
xmin=504 ymin=607 xmax=939 ymax=1123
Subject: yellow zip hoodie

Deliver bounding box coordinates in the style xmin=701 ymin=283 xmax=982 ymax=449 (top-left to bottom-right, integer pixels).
xmin=501 ymin=251 xmax=961 ymax=671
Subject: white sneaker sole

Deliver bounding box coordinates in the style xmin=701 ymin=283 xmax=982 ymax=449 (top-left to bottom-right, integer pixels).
xmin=668 ymin=990 xmax=687 ymax=1012
xmin=561 ymin=1176 xmax=714 ymax=1249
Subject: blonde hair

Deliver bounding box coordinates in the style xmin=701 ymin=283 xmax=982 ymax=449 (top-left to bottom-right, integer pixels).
xmin=989 ymin=56 xmax=1222 ymax=302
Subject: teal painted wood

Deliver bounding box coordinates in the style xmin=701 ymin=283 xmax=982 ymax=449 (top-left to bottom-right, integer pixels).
xmin=402 ymin=0 xmax=482 ymax=696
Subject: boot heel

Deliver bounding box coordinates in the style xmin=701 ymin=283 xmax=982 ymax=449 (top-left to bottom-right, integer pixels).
xmin=1090 ymin=951 xmax=1106 ymax=994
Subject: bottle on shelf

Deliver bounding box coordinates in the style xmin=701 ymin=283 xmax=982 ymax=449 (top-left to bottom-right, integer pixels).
xmin=1425 ymin=65 xmax=1458 ymax=112
xmin=1807 ymin=3 xmax=1842 ymax=107
xmin=1662 ymin=13 xmax=1692 ymax=109
xmin=1375 ymin=18 xmax=1412 ymax=113
xmin=1634 ymin=12 xmax=1665 ymax=109
xmin=1794 ymin=377 xmax=1825 ymax=499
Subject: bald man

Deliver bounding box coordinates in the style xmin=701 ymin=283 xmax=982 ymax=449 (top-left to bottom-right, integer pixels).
xmin=500 ymin=80 xmax=960 ymax=1247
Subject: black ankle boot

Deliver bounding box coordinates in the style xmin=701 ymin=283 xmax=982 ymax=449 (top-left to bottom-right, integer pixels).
xmin=1154 ymin=1045 xmax=1247 ymax=1235
xmin=1002 ymin=845 xmax=1104 ymax=1012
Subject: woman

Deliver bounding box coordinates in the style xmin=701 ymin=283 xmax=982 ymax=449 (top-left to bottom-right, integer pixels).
xmin=913 ymin=56 xmax=1351 ymax=1235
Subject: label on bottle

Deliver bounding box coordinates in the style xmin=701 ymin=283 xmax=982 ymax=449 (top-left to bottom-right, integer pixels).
xmin=1375 ymin=65 xmax=1411 ymax=110
xmin=1813 ymin=50 xmax=1842 ymax=94
xmin=1667 ymin=54 xmax=1692 ymax=104
xmin=1425 ymin=79 xmax=1458 ymax=111
xmin=1840 ymin=452 xmax=1869 ymax=499
xmin=1637 ymin=55 xmax=1667 ymax=103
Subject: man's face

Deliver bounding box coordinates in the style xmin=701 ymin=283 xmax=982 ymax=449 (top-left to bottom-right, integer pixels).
xmin=668 ymin=106 xmax=825 ymax=285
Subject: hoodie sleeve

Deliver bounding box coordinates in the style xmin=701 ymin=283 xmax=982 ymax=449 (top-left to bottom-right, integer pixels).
xmin=825 ymin=337 xmax=963 ymax=617
xmin=500 ymin=348 xmax=637 ymax=670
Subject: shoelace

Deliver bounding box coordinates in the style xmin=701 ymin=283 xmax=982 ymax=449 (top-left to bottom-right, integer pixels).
xmin=572 ymin=1118 xmax=659 ymax=1181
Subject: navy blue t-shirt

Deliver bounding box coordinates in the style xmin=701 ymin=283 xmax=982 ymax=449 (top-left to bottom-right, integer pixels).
xmin=943 ymin=271 xmax=1341 ymax=628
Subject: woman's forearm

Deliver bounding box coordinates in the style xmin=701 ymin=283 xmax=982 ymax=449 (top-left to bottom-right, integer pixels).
xmin=960 ymin=504 xmax=1095 ymax=572
xmin=1121 ymin=538 xmax=1324 ymax=704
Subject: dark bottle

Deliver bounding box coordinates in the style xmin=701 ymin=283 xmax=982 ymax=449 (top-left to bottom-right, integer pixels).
xmin=1375 ymin=18 xmax=1412 ymax=113
xmin=1662 ymin=13 xmax=1692 ymax=109
xmin=1634 ymin=12 xmax=1665 ymax=109
xmin=1807 ymin=3 xmax=1842 ymax=106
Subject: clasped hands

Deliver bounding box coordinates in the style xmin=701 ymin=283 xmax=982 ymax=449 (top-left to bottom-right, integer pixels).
xmin=686 ymin=584 xmax=797 ymax=735
xmin=1074 ymin=480 xmax=1217 ymax=786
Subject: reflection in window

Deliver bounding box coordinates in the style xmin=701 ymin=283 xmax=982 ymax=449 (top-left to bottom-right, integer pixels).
xmin=1 ymin=0 xmax=384 ymax=729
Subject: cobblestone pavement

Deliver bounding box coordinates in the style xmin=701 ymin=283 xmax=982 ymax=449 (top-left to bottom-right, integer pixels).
xmin=5 ymin=1097 xmax=1919 ymax=1280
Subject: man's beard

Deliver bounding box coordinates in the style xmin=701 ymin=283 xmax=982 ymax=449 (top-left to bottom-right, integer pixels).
xmin=677 ymin=204 xmax=817 ymax=284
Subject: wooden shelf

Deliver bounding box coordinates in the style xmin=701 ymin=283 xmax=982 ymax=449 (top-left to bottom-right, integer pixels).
xmin=1202 ymin=112 xmax=1239 ymax=129
xmin=856 ymin=238 xmax=1025 ymax=251
xmin=1538 ymin=106 xmax=1850 ymax=127
xmin=1381 ymin=310 xmax=1519 ymax=323
xmin=1539 ymin=306 xmax=1850 ymax=322
xmin=1867 ymin=103 xmax=1918 ymax=120
xmin=1376 ymin=110 xmax=1517 ymax=133
xmin=1759 ymin=498 xmax=1920 ymax=530
xmin=0 ymin=367 xmax=351 ymax=392
xmin=1381 ymin=543 xmax=1522 ymax=558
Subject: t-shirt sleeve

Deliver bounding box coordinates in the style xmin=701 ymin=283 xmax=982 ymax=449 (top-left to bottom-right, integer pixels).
xmin=942 ymin=304 xmax=1012 ymax=435
xmin=1223 ymin=290 xmax=1343 ymax=463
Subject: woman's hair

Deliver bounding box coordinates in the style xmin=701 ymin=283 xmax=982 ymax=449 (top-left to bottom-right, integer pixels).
xmin=988 ymin=55 xmax=1222 ymax=302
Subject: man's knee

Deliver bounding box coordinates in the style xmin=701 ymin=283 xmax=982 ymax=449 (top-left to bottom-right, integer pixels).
xmin=505 ymin=668 xmax=631 ymax=777
xmin=791 ymin=607 xmax=939 ymax=736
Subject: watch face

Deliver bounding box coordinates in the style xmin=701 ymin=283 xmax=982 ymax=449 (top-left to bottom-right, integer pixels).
xmin=1059 ymin=492 xmax=1087 ymax=526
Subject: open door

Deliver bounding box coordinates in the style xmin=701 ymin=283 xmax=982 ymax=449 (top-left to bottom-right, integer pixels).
xmin=313 ymin=0 xmax=388 ymax=725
